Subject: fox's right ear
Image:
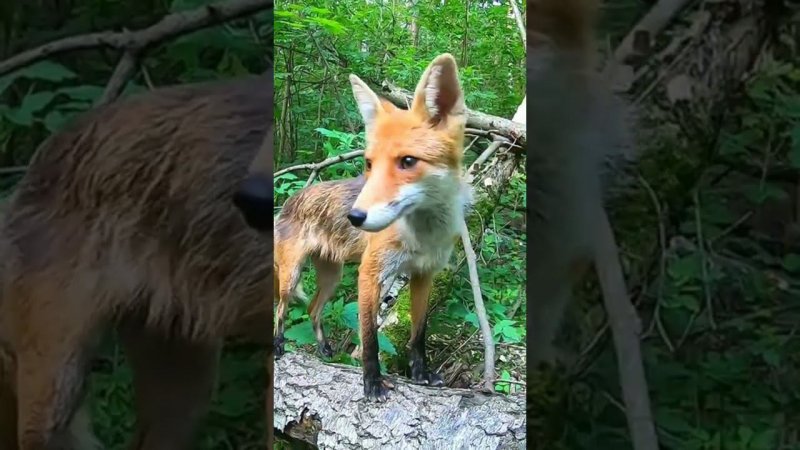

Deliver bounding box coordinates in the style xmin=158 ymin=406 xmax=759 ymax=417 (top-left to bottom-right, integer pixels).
xmin=349 ymin=75 xmax=384 ymax=135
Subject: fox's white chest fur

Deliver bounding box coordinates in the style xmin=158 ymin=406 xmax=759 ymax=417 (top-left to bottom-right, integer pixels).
xmin=397 ymin=178 xmax=472 ymax=275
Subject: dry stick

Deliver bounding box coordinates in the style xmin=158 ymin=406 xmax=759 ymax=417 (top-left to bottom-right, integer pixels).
xmin=605 ymin=0 xmax=694 ymax=68
xmin=274 ymin=149 xmax=364 ymax=177
xmin=98 ymin=50 xmax=139 ymax=106
xmin=637 ymin=174 xmax=675 ymax=352
xmin=459 ymin=219 xmax=495 ymax=391
xmin=594 ymin=208 xmax=659 ymax=450
xmin=0 ymin=0 xmax=274 ymax=77
xmin=508 ymin=0 xmax=526 ymax=47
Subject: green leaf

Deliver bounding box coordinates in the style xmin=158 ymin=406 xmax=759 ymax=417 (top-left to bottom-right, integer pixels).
xmin=19 ymin=91 xmax=57 ymax=116
xmin=782 ymin=254 xmax=800 ymax=273
xmin=57 ymin=85 xmax=105 ymax=102
xmin=17 ymin=61 xmax=76 ymax=82
xmin=284 ymin=322 xmax=316 ymax=345
xmin=377 ymin=332 xmax=396 ymax=356
xmin=464 ymin=312 xmax=479 ymax=328
xmin=761 ymin=349 xmax=780 ymax=367
xmin=43 ymin=110 xmax=68 ymax=132
xmin=343 ymin=302 xmax=359 ymax=330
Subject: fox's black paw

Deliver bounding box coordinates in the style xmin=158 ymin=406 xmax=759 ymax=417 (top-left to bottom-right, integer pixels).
xmin=411 ymin=369 xmax=444 ymax=387
xmin=317 ymin=341 xmax=333 ymax=359
xmin=363 ymin=376 xmax=393 ymax=402
xmin=274 ymin=336 xmax=285 ymax=359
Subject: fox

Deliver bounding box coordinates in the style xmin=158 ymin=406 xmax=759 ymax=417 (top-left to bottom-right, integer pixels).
xmin=526 ymin=0 xmax=659 ymax=448
xmin=0 ymin=71 xmax=274 ymax=449
xmin=272 ymin=53 xmax=471 ymax=401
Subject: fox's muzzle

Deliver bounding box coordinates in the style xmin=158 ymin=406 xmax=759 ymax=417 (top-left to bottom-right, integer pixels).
xmin=347 ymin=209 xmax=368 ymax=227
xmin=233 ymin=174 xmax=273 ymax=231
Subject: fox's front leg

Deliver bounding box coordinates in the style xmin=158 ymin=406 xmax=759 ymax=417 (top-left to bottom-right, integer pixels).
xmin=358 ymin=253 xmax=393 ymax=402
xmin=408 ymin=272 xmax=444 ymax=386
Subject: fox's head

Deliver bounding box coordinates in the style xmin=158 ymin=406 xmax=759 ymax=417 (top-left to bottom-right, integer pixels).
xmin=346 ymin=53 xmax=467 ymax=232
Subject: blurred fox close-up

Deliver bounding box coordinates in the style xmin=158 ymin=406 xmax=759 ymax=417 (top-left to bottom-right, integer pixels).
xmin=0 ymin=0 xmax=797 ymax=449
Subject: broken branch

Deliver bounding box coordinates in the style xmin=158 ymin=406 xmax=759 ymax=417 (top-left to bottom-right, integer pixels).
xmin=0 ymin=0 xmax=273 ymax=77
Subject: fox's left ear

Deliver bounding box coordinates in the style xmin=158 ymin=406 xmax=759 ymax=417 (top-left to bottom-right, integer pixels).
xmin=349 ymin=74 xmax=386 ymax=136
xmin=411 ymin=53 xmax=466 ymax=127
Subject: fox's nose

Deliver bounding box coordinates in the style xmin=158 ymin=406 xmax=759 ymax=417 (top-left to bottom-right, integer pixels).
xmin=347 ymin=209 xmax=367 ymax=227
xmin=233 ymin=174 xmax=273 ymax=231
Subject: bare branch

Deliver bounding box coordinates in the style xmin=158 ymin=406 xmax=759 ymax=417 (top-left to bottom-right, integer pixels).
xmin=0 ymin=0 xmax=273 ymax=77
xmin=508 ymin=0 xmax=526 ymax=47
xmin=459 ymin=219 xmax=496 ymax=391
xmin=98 ymin=51 xmax=139 ymax=106
xmin=274 ymin=150 xmax=364 ymax=177
xmin=604 ymin=0 xmax=693 ymax=68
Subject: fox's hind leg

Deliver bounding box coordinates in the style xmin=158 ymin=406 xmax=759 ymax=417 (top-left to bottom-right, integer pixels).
xmin=274 ymin=243 xmax=306 ymax=358
xmin=408 ymin=273 xmax=443 ymax=387
xmin=307 ymin=257 xmax=343 ymax=358
xmin=119 ymin=322 xmax=221 ymax=450
xmin=11 ymin=283 xmax=103 ymax=449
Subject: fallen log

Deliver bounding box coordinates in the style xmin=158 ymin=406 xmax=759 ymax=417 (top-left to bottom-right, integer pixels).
xmin=274 ymin=351 xmax=526 ymax=449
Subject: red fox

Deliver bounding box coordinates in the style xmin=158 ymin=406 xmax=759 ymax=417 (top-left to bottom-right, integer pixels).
xmin=274 ymin=53 xmax=471 ymax=401
xmin=0 ymin=72 xmax=274 ymax=449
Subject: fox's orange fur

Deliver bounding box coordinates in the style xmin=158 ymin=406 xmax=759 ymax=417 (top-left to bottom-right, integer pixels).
xmin=274 ymin=54 xmax=471 ymax=400
xmin=0 ymin=73 xmax=273 ymax=449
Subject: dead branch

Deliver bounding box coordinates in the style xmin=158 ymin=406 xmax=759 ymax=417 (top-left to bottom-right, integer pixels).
xmin=508 ymin=0 xmax=526 ymax=47
xmin=99 ymin=51 xmax=138 ymax=106
xmin=380 ymin=81 xmax=526 ymax=147
xmin=274 ymin=150 xmax=364 ymax=178
xmin=459 ymin=220 xmax=495 ymax=391
xmin=593 ymin=209 xmax=659 ymax=450
xmin=275 ymin=351 xmax=525 ymax=449
xmin=606 ymin=0 xmax=693 ymax=66
xmin=0 ymin=0 xmax=273 ymax=77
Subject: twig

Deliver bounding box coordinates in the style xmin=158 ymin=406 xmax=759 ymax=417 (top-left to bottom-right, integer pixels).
xmin=637 ymin=175 xmax=674 ymax=352
xmin=508 ymin=0 xmax=526 ymax=47
xmin=694 ymin=188 xmax=716 ymax=330
xmin=466 ymin=140 xmax=504 ymax=183
xmin=141 ymin=64 xmax=156 ymax=90
xmin=0 ymin=166 xmax=27 ymax=175
xmin=274 ymin=149 xmax=364 ymax=177
xmin=459 ymin=218 xmax=495 ymax=391
xmin=0 ymin=0 xmax=273 ymax=77
xmin=594 ymin=209 xmax=659 ymax=450
xmin=98 ymin=50 xmax=139 ymax=106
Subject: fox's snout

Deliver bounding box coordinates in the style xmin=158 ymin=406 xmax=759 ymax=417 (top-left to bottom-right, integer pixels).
xmin=233 ymin=173 xmax=273 ymax=231
xmin=346 ymin=209 xmax=368 ymax=227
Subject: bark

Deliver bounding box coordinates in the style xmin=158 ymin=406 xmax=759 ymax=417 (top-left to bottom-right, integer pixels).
xmin=274 ymin=352 xmax=526 ymax=450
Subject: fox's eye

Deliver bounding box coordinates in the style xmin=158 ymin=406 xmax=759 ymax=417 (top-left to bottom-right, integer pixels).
xmin=365 ymin=159 xmax=372 ymax=171
xmin=399 ymin=156 xmax=418 ymax=170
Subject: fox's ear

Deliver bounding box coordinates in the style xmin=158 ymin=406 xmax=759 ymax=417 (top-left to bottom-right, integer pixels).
xmin=349 ymin=75 xmax=385 ymax=135
xmin=411 ymin=53 xmax=465 ymax=127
